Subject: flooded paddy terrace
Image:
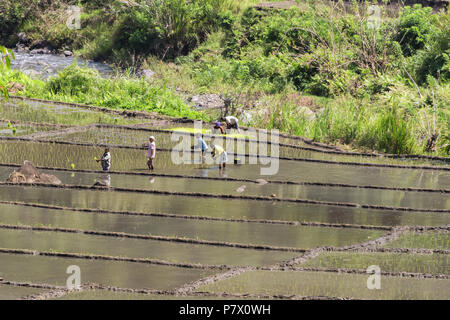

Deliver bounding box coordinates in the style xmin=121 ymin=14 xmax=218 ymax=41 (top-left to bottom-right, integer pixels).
xmin=0 ymin=98 xmax=448 ymax=299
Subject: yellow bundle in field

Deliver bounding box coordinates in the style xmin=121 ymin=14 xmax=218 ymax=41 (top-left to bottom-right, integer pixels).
xmin=166 ymin=127 xmax=249 ymax=139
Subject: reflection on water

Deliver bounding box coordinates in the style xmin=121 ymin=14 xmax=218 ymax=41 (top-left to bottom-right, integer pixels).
xmin=1 ymin=185 xmax=449 ymax=227
xmin=0 ymin=141 xmax=448 ymax=189
xmin=0 ymin=228 xmax=300 ymax=267
xmin=199 ymin=270 xmax=450 ymax=300
xmin=95 ymin=174 xmax=111 ymax=187
xmin=0 ymin=203 xmax=385 ymax=249
xmin=0 ymin=165 xmax=447 ymax=210
xmin=38 ymin=127 xmax=449 ymax=167
xmin=0 ymin=252 xmax=213 ymax=290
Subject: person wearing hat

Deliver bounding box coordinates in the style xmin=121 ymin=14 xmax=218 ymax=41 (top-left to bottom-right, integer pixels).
xmin=213 ymin=121 xmax=226 ymax=135
xmin=147 ymin=136 xmax=156 ymax=171
xmin=210 ymin=142 xmax=227 ymax=170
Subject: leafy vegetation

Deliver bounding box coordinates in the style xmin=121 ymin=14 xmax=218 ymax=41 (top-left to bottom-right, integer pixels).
xmin=0 ymin=63 xmax=206 ymax=119
xmin=0 ymin=0 xmax=449 ymax=155
xmin=0 ymin=45 xmax=14 ymax=98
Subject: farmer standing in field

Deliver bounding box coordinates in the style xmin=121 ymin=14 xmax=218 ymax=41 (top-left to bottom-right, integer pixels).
xmin=96 ymin=147 xmax=111 ymax=172
xmin=147 ymin=136 xmax=156 ymax=171
xmin=221 ymin=116 xmax=240 ymax=133
xmin=210 ymin=142 xmax=228 ymax=170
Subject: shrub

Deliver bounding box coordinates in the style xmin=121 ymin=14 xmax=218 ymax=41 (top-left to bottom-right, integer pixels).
xmin=47 ymin=63 xmax=99 ymax=96
xmin=0 ymin=0 xmax=28 ymax=45
xmin=412 ymin=27 xmax=450 ymax=84
xmin=112 ymin=0 xmax=228 ymax=60
xmin=394 ymin=5 xmax=438 ymax=57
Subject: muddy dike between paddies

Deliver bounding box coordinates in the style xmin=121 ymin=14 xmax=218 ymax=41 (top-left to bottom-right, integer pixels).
xmin=0 ymin=183 xmax=448 ymax=227
xmin=0 ymin=126 xmax=448 ymax=300
xmin=0 ymin=141 xmax=449 ymax=188
xmin=0 ymin=165 xmax=447 ymax=210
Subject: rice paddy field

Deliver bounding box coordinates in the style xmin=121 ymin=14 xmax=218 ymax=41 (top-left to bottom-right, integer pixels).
xmin=0 ymin=98 xmax=449 ymax=300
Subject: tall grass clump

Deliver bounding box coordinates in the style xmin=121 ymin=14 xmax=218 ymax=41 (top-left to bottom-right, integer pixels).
xmin=254 ymin=96 xmax=421 ymax=155
xmin=3 ymin=63 xmax=206 ymax=120
xmin=357 ymin=104 xmax=416 ymax=154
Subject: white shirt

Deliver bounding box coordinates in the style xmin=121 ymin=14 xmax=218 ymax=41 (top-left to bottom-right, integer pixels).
xmin=148 ymin=142 xmax=156 ymax=158
xmin=225 ymin=116 xmax=238 ymax=125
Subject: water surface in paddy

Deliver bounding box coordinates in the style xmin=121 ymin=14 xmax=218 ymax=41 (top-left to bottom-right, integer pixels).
xmin=0 ymin=285 xmax=46 ymax=300
xmin=0 ymin=252 xmax=214 ymax=290
xmin=1 ymin=141 xmax=448 ymax=189
xmin=0 ymin=121 xmax=54 ymax=137
xmin=1 ymin=185 xmax=449 ymax=227
xmin=0 ymin=228 xmax=298 ymax=267
xmin=198 ymin=270 xmax=450 ymax=300
xmin=38 ymin=127 xmax=448 ymax=167
xmin=0 ymin=100 xmax=149 ymax=126
xmin=0 ymin=166 xmax=445 ymax=210
xmin=56 ymin=291 xmax=258 ymax=300
xmin=0 ymin=203 xmax=385 ymax=249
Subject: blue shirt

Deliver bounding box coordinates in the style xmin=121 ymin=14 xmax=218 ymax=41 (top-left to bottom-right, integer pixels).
xmin=196 ymin=138 xmax=208 ymax=151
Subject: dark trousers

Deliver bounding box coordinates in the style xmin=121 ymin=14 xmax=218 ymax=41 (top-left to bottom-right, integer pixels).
xmin=147 ymin=158 xmax=154 ymax=170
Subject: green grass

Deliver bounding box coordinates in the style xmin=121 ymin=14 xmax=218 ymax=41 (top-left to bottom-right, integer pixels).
xmin=0 ymin=63 xmax=207 ymax=121
xmin=0 ymin=121 xmax=54 ymax=137
xmin=384 ymin=231 xmax=450 ymax=250
xmin=300 ymin=252 xmax=449 ymax=275
xmin=0 ymin=100 xmax=145 ymax=126
xmin=1 ymin=1 xmax=449 ymax=156
xmin=198 ymin=270 xmax=450 ymax=299
xmin=144 ymin=2 xmax=450 ymax=156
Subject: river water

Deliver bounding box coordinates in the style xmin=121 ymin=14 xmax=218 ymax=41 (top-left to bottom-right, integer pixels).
xmin=10 ymin=51 xmax=114 ymax=78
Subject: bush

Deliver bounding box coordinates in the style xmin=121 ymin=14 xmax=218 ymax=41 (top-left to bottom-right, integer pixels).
xmin=43 ymin=64 xmax=205 ymax=119
xmin=395 ymin=5 xmax=438 ymax=57
xmin=112 ymin=0 xmax=228 ymax=60
xmin=412 ymin=26 xmax=450 ymax=84
xmin=0 ymin=0 xmax=28 ymax=45
xmin=47 ymin=63 xmax=99 ymax=96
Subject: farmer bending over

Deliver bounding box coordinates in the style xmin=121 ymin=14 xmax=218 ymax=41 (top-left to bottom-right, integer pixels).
xmin=147 ymin=136 xmax=156 ymax=171
xmin=213 ymin=121 xmax=226 ymax=135
xmin=192 ymin=133 xmax=209 ymax=160
xmin=221 ymin=116 xmax=240 ymax=133
xmin=210 ymin=142 xmax=227 ymax=170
